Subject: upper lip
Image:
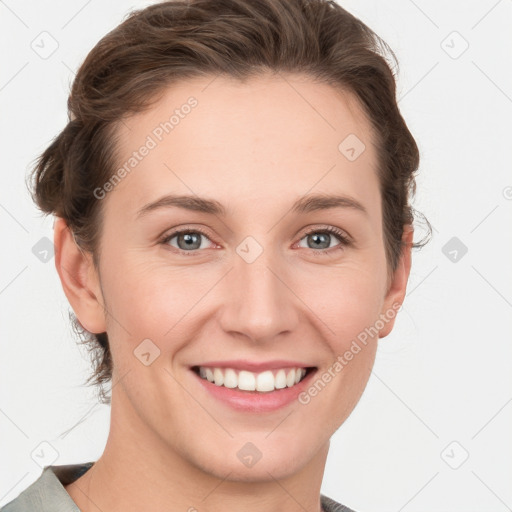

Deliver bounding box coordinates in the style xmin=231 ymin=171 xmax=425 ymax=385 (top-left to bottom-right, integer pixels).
xmin=191 ymin=360 xmax=316 ymax=372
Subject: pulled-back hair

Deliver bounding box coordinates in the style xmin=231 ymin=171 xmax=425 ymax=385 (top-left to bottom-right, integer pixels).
xmin=28 ymin=0 xmax=431 ymax=405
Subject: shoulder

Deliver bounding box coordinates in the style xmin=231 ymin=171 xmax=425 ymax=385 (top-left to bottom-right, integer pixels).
xmin=321 ymin=493 xmax=360 ymax=512
xmin=0 ymin=467 xmax=53 ymax=512
xmin=0 ymin=463 xmax=94 ymax=512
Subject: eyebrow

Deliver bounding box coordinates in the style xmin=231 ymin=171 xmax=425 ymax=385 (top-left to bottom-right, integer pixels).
xmin=136 ymin=193 xmax=368 ymax=218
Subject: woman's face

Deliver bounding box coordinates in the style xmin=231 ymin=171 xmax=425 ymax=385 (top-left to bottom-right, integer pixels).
xmin=71 ymin=73 xmax=411 ymax=481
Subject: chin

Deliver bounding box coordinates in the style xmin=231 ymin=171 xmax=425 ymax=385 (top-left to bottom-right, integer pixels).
xmin=186 ymin=436 xmax=322 ymax=483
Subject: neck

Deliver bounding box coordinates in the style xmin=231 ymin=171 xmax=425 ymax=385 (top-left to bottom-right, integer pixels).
xmin=65 ymin=387 xmax=329 ymax=512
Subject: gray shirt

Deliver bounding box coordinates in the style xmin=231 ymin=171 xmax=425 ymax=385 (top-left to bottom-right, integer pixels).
xmin=0 ymin=463 xmax=357 ymax=512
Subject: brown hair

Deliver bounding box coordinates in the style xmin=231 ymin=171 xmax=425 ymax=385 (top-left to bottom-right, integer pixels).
xmin=28 ymin=0 xmax=431 ymax=405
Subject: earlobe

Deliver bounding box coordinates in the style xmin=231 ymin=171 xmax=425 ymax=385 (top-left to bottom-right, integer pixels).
xmin=378 ymin=225 xmax=414 ymax=339
xmin=53 ymin=217 xmax=107 ymax=334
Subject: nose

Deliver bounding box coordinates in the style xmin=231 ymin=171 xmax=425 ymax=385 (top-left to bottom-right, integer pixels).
xmin=218 ymin=247 xmax=300 ymax=344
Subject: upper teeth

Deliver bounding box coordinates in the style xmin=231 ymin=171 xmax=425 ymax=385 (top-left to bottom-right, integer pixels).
xmin=198 ymin=366 xmax=307 ymax=392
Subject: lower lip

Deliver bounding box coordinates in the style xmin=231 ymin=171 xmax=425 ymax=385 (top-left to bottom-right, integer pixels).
xmin=191 ymin=369 xmax=317 ymax=412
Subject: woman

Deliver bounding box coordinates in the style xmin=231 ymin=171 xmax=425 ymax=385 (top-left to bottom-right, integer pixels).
xmin=1 ymin=0 xmax=430 ymax=511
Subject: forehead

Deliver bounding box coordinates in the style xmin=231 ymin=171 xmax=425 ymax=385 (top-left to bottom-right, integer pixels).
xmin=105 ymin=73 xmax=381 ymax=223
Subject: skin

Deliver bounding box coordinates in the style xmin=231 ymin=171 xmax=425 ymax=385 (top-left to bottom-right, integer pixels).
xmin=55 ymin=72 xmax=413 ymax=512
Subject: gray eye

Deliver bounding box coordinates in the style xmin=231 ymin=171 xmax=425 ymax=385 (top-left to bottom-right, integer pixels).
xmin=306 ymin=232 xmax=331 ymax=249
xmin=171 ymin=232 xmax=206 ymax=251
xmin=298 ymin=230 xmax=342 ymax=250
xmin=181 ymin=233 xmax=201 ymax=250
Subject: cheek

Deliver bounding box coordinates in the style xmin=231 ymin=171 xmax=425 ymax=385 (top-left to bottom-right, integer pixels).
xmin=294 ymin=264 xmax=386 ymax=346
xmin=101 ymin=261 xmax=210 ymax=357
xmin=295 ymin=271 xmax=382 ymax=423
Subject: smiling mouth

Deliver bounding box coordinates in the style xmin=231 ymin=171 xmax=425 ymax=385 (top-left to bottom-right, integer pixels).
xmin=191 ymin=365 xmax=316 ymax=393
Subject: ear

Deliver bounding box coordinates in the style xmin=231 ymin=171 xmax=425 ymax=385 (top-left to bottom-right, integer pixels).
xmin=53 ymin=217 xmax=107 ymax=334
xmin=378 ymin=224 xmax=414 ymax=339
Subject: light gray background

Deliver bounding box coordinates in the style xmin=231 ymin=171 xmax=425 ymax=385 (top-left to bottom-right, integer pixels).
xmin=1 ymin=1 xmax=511 ymax=511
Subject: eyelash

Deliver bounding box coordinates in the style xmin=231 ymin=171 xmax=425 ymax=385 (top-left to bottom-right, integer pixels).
xmin=159 ymin=225 xmax=352 ymax=257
